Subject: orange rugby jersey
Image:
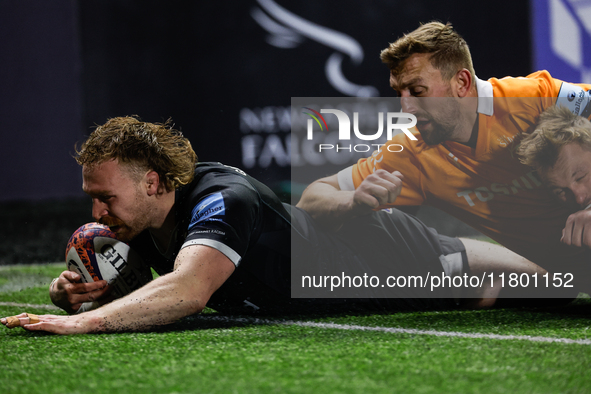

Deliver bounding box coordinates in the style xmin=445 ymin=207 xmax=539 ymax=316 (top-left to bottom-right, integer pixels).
xmin=337 ymin=71 xmax=591 ymax=267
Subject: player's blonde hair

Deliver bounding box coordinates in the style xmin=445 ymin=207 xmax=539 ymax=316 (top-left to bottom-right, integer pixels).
xmin=517 ymin=105 xmax=591 ymax=172
xmin=76 ymin=116 xmax=198 ymax=191
xmin=380 ymin=21 xmax=475 ymax=82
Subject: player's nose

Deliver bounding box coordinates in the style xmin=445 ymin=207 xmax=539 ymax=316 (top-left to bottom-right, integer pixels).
xmin=91 ymin=199 xmax=108 ymax=221
xmin=576 ymin=193 xmax=589 ymax=208
xmin=400 ymin=95 xmax=418 ymax=114
xmin=571 ymin=185 xmax=589 ymax=208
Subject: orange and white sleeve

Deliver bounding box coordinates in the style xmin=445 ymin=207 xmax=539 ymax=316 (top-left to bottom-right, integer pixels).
xmin=554 ymin=80 xmax=591 ymax=119
xmin=528 ymin=71 xmax=591 ymax=118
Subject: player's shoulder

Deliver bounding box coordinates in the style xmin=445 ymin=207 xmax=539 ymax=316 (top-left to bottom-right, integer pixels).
xmin=184 ymin=162 xmax=256 ymax=201
xmin=186 ymin=162 xmax=289 ymax=221
xmin=488 ymin=70 xmax=562 ymax=97
xmin=193 ymin=162 xmax=250 ymax=179
xmin=192 ymin=162 xmax=256 ymax=190
xmin=175 ymin=163 xmax=250 ymax=216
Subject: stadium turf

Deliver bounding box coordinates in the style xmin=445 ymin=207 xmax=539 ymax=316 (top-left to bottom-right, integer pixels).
xmin=1 ymin=263 xmax=590 ymax=394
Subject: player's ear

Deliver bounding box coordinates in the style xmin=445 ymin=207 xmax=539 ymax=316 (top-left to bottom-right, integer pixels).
xmin=454 ymin=69 xmax=472 ymax=98
xmin=145 ymin=171 xmax=161 ymax=196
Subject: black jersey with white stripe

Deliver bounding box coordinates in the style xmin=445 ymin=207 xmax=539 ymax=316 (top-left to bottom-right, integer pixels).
xmin=130 ymin=162 xmax=292 ymax=313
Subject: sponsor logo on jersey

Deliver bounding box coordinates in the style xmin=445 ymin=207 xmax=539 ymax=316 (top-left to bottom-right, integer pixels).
xmin=557 ymin=83 xmax=590 ymax=117
xmin=190 ymin=192 xmax=226 ymax=227
xmin=456 ymin=171 xmax=543 ymax=207
xmin=568 ymin=91 xmax=576 ymax=102
xmin=188 ymin=229 xmax=226 ymax=236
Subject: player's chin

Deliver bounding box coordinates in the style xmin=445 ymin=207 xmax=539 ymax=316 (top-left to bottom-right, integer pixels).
xmin=416 ymin=120 xmax=431 ymax=132
xmin=109 ymin=225 xmax=129 ymax=242
xmin=110 ymin=226 xmax=136 ymax=242
xmin=420 ymin=129 xmax=446 ymax=146
xmin=114 ymin=232 xmax=135 ymax=243
xmin=420 ymin=133 xmax=439 ymax=146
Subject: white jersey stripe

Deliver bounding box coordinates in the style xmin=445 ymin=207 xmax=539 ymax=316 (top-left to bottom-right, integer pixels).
xmin=181 ymin=239 xmax=242 ymax=266
xmin=337 ymin=165 xmax=356 ymax=191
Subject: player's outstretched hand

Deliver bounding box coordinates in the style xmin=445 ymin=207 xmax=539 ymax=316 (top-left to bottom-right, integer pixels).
xmin=562 ymin=209 xmax=591 ymax=249
xmin=50 ymin=270 xmax=113 ymax=314
xmin=1 ymin=312 xmax=95 ymax=335
xmin=352 ymin=170 xmax=404 ymax=213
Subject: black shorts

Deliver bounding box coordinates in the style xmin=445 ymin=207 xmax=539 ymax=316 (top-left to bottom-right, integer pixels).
xmin=288 ymin=205 xmax=467 ymax=311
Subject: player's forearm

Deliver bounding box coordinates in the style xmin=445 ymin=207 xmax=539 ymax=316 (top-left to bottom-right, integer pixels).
xmin=84 ymin=270 xmax=204 ymax=333
xmin=297 ymin=181 xmax=356 ymax=222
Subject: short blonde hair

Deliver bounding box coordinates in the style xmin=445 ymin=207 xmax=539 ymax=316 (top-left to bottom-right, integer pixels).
xmin=518 ymin=105 xmax=591 ymax=172
xmin=76 ymin=116 xmax=198 ymax=191
xmin=380 ymin=21 xmax=475 ymax=82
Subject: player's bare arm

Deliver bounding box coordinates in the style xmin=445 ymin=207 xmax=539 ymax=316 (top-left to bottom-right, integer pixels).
xmin=296 ymin=174 xmax=352 ymax=222
xmin=2 ymin=245 xmax=235 ymax=334
xmin=49 ymin=270 xmax=112 ymax=314
xmin=297 ymin=170 xmax=404 ymax=225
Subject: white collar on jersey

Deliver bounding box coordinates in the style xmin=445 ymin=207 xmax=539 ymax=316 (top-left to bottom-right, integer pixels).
xmin=475 ymin=77 xmax=494 ymax=116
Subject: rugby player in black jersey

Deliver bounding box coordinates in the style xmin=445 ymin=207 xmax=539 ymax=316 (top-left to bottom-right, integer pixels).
xmin=2 ymin=117 xmax=547 ymax=334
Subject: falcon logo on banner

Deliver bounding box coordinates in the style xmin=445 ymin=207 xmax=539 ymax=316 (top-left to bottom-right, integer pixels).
xmin=251 ymin=0 xmax=379 ymax=97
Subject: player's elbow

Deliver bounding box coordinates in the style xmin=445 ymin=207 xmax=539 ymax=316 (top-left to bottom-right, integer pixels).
xmin=180 ymin=298 xmax=207 ymax=317
xmin=153 ymin=277 xmax=209 ymax=320
xmin=177 ymin=285 xmax=215 ymax=317
xmin=297 ymin=176 xmax=341 ymax=209
xmin=174 ymin=285 xmax=210 ymax=317
xmin=295 ymin=183 xmax=318 ymax=211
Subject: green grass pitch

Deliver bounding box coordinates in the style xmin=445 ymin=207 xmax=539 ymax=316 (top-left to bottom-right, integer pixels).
xmin=1 ymin=263 xmax=591 ymax=394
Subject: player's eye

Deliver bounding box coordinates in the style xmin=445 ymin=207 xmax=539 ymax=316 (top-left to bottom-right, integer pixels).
xmin=576 ymin=173 xmax=587 ymax=183
xmin=552 ymin=188 xmax=565 ymax=197
xmin=410 ymin=88 xmax=424 ymax=97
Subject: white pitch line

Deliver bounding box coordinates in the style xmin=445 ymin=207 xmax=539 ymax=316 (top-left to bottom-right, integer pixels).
xmin=291 ymin=321 xmax=591 ymax=345
xmin=0 ymin=302 xmax=60 ymax=311
xmin=196 ymin=315 xmax=591 ymax=345
xmin=1 ymin=306 xmax=588 ymax=345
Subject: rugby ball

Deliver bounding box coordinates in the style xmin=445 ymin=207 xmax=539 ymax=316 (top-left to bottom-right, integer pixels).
xmin=65 ymin=223 xmax=152 ymax=312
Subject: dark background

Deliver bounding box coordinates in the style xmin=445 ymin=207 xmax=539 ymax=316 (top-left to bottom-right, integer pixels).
xmin=0 ymin=0 xmax=533 ymax=264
